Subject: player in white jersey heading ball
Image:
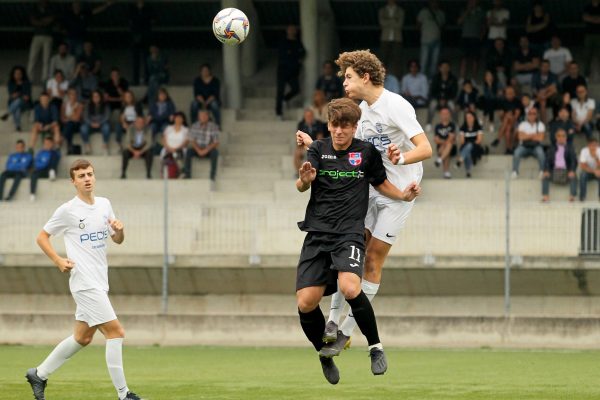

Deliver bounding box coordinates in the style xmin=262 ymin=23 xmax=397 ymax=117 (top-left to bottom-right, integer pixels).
xmin=298 ymin=49 xmax=432 ymax=356
xmin=26 ymin=159 xmax=143 ymax=400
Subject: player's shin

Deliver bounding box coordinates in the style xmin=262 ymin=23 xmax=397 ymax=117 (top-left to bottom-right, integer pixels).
xmin=340 ymin=280 xmax=380 ymax=337
xmin=327 ymin=283 xmax=345 ymax=324
xmin=106 ymin=338 xmax=129 ymax=400
xmin=298 ymin=306 xmax=326 ymax=351
xmin=346 ymin=291 xmax=382 ymax=348
xmin=37 ymin=335 xmax=83 ymax=380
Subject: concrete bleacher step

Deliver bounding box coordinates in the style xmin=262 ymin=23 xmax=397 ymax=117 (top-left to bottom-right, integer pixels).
xmin=244 ymin=97 xmax=277 ymax=109
xmin=218 ymin=167 xmax=284 ymax=180
xmin=215 ymin=179 xmax=275 ymax=193
xmin=236 ymin=108 xmax=303 ymax=121
xmin=243 ymin=86 xmax=276 ymax=98
xmin=223 ymin=154 xmax=284 ymax=168
xmin=229 ymin=120 xmax=297 ymax=134
xmin=226 ymin=142 xmax=292 ymax=155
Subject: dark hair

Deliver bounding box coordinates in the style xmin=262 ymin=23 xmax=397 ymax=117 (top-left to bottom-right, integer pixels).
xmin=328 ymin=98 xmax=362 ymax=126
xmin=8 ymin=65 xmax=29 ymax=83
xmin=588 ymin=137 xmax=598 ymax=144
xmin=438 ymin=59 xmax=450 ymax=67
xmin=69 ymin=159 xmax=94 ymax=179
xmin=158 ymin=87 xmax=170 ymax=100
xmin=323 ymin=60 xmax=335 ymax=67
xmin=16 ymin=139 xmax=25 ymax=146
xmin=407 ymin=59 xmax=420 ymax=69
xmin=200 ymin=63 xmax=211 ymax=71
xmin=461 ymin=111 xmax=482 ymax=131
xmin=53 ymin=69 xmax=64 ymax=78
xmin=173 ymin=111 xmax=187 ymax=126
xmin=541 ymin=59 xmax=550 ymax=65
xmin=88 ymin=89 xmax=106 ymax=114
xmin=44 ymin=135 xmax=54 ymax=142
xmin=110 ymin=67 xmax=120 ymax=73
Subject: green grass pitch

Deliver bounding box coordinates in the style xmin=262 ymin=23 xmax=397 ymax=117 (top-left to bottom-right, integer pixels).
xmin=1 ymin=345 xmax=599 ymax=399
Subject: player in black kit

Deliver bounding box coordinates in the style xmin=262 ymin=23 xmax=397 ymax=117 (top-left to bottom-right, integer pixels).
xmin=295 ymin=98 xmax=421 ymax=384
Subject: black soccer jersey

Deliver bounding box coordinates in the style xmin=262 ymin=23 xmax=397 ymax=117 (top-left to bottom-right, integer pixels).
xmin=298 ymin=138 xmax=387 ymax=235
xmin=434 ymin=122 xmax=456 ymax=140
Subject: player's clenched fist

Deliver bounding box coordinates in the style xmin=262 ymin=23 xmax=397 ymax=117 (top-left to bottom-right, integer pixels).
xmin=401 ymin=182 xmax=421 ymax=202
xmin=299 ymin=161 xmax=317 ymax=184
xmin=108 ymin=218 xmax=124 ymax=232
xmin=56 ymin=257 xmax=75 ymax=273
xmin=387 ymin=143 xmax=402 ymax=165
xmin=296 ymin=130 xmax=313 ymax=149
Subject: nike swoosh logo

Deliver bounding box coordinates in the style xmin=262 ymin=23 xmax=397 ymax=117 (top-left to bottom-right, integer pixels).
xmin=79 ymin=218 xmax=86 ymax=222
xmin=385 ymin=233 xmax=395 ymax=238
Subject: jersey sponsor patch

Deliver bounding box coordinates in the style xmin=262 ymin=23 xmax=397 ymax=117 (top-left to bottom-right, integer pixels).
xmin=348 ymin=152 xmax=362 ymax=166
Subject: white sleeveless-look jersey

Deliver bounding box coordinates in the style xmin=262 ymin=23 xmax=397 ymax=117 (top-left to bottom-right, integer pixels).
xmin=43 ymin=196 xmax=116 ymax=293
xmin=355 ymin=89 xmax=424 ymax=202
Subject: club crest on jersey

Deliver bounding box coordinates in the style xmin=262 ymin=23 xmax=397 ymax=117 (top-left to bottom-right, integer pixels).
xmin=375 ymin=122 xmax=383 ymax=133
xmin=348 ymin=152 xmax=362 ymax=166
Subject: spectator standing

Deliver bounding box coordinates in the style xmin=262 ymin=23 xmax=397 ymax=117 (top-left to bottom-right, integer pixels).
xmin=1 ymin=66 xmax=32 ymax=132
xmin=0 ymin=140 xmax=32 ymax=201
xmin=378 ymin=0 xmax=405 ymax=76
xmin=512 ymin=108 xmax=545 ymax=179
xmin=457 ymin=111 xmax=484 ymax=178
xmin=309 ymin=90 xmax=328 ymax=124
xmin=513 ymin=36 xmax=540 ymax=89
xmin=121 ymin=115 xmax=153 ymax=179
xmin=185 ymin=110 xmax=220 ymax=182
xmin=543 ymin=36 xmax=572 ymax=79
xmin=129 ymin=0 xmax=156 ymax=85
xmin=293 ymin=109 xmax=326 ymax=174
xmin=526 ymin=2 xmax=554 ymax=54
xmin=80 ymin=90 xmax=111 ymax=155
xmin=275 ymin=25 xmax=306 ymax=119
xmin=582 ymin=0 xmax=600 ymax=77
xmin=433 ymin=107 xmax=457 ymax=179
xmin=417 ymin=0 xmax=445 ymax=78
xmin=30 ymin=92 xmax=61 ymax=150
xmin=30 ymin=136 xmax=60 ymax=202
xmin=486 ymin=38 xmax=512 ymax=88
xmin=116 ymin=91 xmax=143 ymax=146
xmin=561 ymin=62 xmax=587 ymax=99
xmin=146 ymin=45 xmax=169 ymax=106
xmin=315 ymin=60 xmax=344 ymax=101
xmin=77 ymin=41 xmax=102 ymax=77
xmin=542 ymin=128 xmax=577 ymax=202
xmin=493 ymin=86 xmax=522 ymax=153
xmin=400 ymin=60 xmax=429 ymax=108
xmin=48 ymin=43 xmax=76 ymax=80
xmin=478 ymin=70 xmax=504 ymax=132
xmin=531 ymin=59 xmax=559 ymax=124
xmin=579 ymin=137 xmax=600 ymax=201
xmin=46 ymin=69 xmax=69 ymax=111
xmin=71 ymin=63 xmax=97 ymax=102
xmin=457 ymin=0 xmax=486 ymax=80
xmin=61 ymin=1 xmax=113 ymax=57
xmin=102 ymin=67 xmax=129 ymax=114
xmin=190 ymin=64 xmax=221 ymax=125
xmin=571 ymin=84 xmax=596 ymax=139
xmin=486 ymin=0 xmax=510 ymax=49
xmin=60 ymin=88 xmax=83 ymax=154
xmin=426 ymin=60 xmax=458 ymax=128
xmin=148 ymin=87 xmax=175 ymax=140
xmin=27 ymin=0 xmax=55 ymax=83
xmin=456 ymin=79 xmax=479 ymax=114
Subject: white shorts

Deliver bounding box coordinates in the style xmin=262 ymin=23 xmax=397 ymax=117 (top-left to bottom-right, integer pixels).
xmin=364 ymin=195 xmax=414 ymax=245
xmin=72 ymin=289 xmax=117 ymax=327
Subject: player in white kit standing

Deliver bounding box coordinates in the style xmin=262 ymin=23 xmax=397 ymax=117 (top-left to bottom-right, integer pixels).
xmin=298 ymin=49 xmax=432 ymax=356
xmin=26 ymin=159 xmax=143 ymax=400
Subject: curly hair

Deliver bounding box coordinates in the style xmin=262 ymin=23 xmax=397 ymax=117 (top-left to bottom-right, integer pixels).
xmin=335 ymin=50 xmax=385 ymax=87
xmin=328 ymin=98 xmax=362 ymax=126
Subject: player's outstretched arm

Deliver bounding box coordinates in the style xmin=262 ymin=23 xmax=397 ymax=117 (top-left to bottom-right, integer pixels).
xmin=374 ymin=180 xmax=421 ymax=202
xmin=387 ymin=133 xmax=433 ymax=165
xmin=296 ymin=130 xmax=313 ymax=150
xmin=109 ymin=218 xmax=125 ymax=244
xmin=36 ymin=230 xmax=75 ymax=273
xmin=296 ymin=161 xmax=316 ymax=192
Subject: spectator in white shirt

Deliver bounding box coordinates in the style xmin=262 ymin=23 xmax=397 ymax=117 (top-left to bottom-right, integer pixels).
xmin=571 ymin=84 xmax=596 ymax=139
xmin=46 ymin=69 xmax=69 ymax=110
xmin=400 ymin=60 xmax=429 ymax=108
xmin=378 ymin=0 xmax=405 ymax=76
xmin=161 ymin=111 xmax=188 ymax=161
xmin=512 ymin=107 xmax=545 ymax=178
xmin=579 ymin=137 xmax=600 ymax=201
xmin=543 ymin=35 xmax=572 ymax=79
xmin=486 ymin=0 xmax=510 ymax=45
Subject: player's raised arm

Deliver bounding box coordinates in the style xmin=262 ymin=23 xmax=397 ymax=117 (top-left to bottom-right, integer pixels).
xmin=36 ymin=230 xmax=75 ymax=273
xmin=373 ymin=179 xmax=421 ymax=202
xmin=296 ymin=130 xmax=314 ymax=150
xmin=387 ymin=133 xmax=433 ymax=165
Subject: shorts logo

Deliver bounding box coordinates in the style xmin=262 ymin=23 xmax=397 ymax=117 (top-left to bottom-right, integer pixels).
xmin=348 ymin=152 xmax=362 ymax=166
xmin=79 ymin=223 xmax=85 ymax=229
xmin=375 ymin=122 xmax=383 ymax=133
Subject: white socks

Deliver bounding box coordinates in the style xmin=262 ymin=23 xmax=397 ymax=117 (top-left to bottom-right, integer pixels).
xmin=106 ymin=338 xmax=129 ymax=400
xmin=37 ymin=335 xmax=83 ymax=380
xmin=340 ymin=280 xmax=380 ymax=337
xmin=327 ymin=282 xmax=345 ymax=324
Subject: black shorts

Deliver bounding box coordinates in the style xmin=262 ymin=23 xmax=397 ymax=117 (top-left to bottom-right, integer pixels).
xmin=296 ymin=232 xmax=365 ymax=296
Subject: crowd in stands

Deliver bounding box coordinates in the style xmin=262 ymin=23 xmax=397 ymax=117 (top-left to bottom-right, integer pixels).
xmin=0 ymin=0 xmax=222 ymax=201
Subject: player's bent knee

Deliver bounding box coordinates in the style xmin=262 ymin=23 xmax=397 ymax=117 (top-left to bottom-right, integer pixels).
xmin=75 ymin=335 xmax=93 ymax=347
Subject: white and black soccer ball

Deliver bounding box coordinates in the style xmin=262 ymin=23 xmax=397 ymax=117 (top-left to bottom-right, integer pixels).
xmin=212 ymin=8 xmax=250 ymax=45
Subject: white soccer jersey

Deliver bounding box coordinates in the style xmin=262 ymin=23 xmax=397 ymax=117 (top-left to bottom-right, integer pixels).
xmin=43 ymin=196 xmax=115 ymax=293
xmin=355 ymin=89 xmax=424 ymax=199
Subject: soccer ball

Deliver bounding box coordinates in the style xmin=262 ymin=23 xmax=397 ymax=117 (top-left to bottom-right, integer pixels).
xmin=212 ymin=8 xmax=250 ymax=45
